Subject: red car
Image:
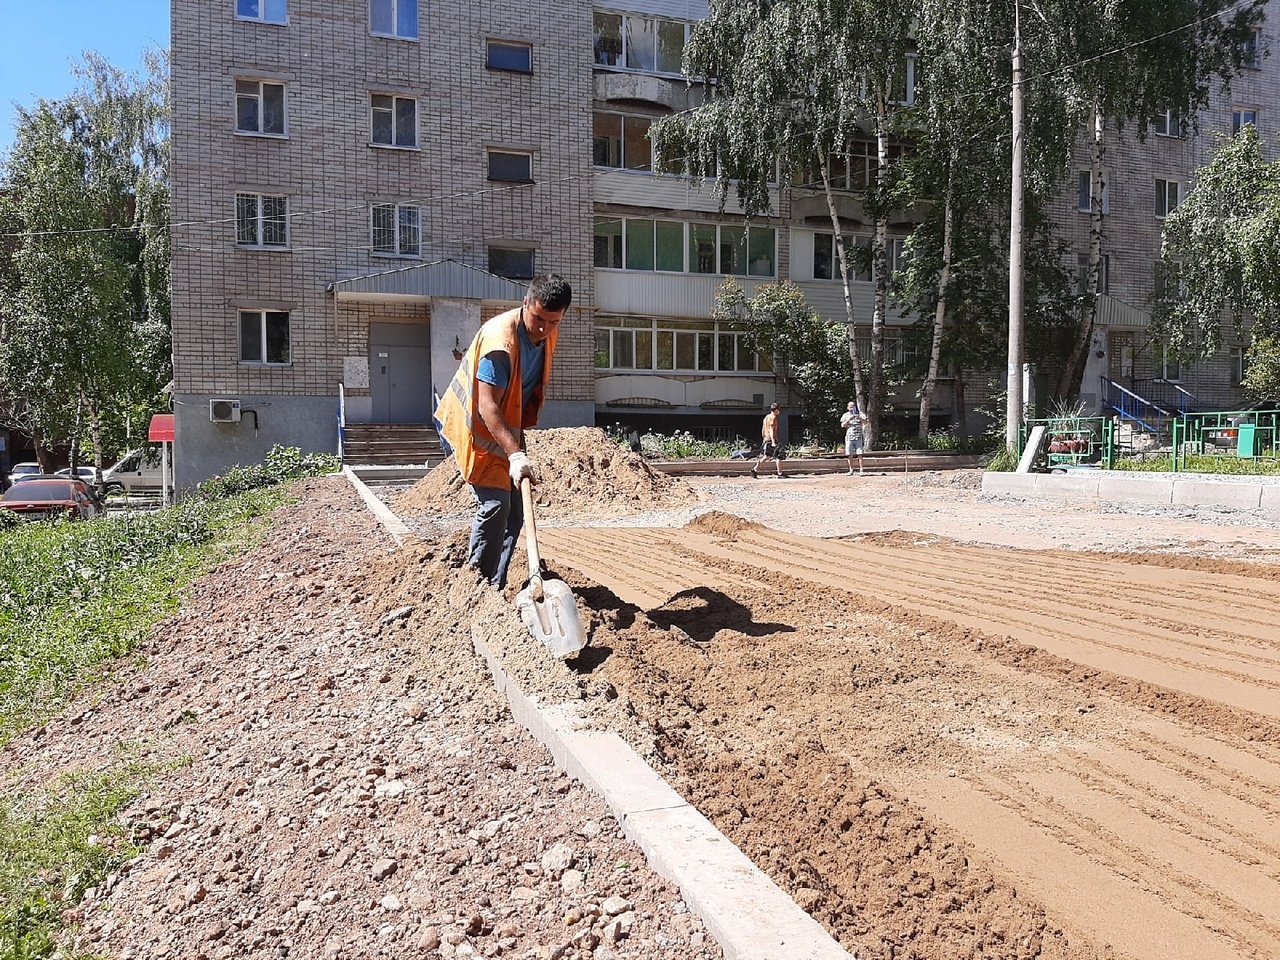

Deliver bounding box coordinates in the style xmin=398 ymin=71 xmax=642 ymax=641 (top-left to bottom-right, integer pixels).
xmin=0 ymin=478 xmax=106 ymax=521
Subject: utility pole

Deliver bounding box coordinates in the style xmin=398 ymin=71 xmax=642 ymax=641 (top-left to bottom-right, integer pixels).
xmin=1006 ymin=3 xmax=1025 ymax=452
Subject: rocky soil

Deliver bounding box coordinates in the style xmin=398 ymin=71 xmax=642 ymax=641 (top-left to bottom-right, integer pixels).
xmin=1 ymin=478 xmax=720 ymax=960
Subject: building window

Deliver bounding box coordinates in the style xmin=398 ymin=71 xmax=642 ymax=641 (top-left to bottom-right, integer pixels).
xmin=370 ymin=0 xmax=417 ymax=39
xmin=1233 ymin=108 xmax=1258 ymax=134
xmin=892 ymin=54 xmax=916 ymax=106
xmin=1230 ymin=345 xmax=1246 ymax=385
xmin=1241 ymin=27 xmax=1262 ymax=69
xmin=594 ymin=317 xmax=768 ymax=373
xmin=489 ymin=247 xmax=535 ymax=280
xmin=1154 ymin=340 xmax=1182 ymax=381
xmin=486 ymin=40 xmax=532 ymax=73
xmin=370 ymin=94 xmax=417 ymax=147
xmin=235 ymin=193 xmax=288 ymax=248
xmin=1155 ymin=178 xmax=1182 ymax=218
xmin=239 ymin=309 xmax=290 ymax=364
xmin=593 ymin=11 xmax=688 ymax=74
xmin=1075 ymin=254 xmax=1110 ymax=295
xmin=592 ymin=112 xmax=653 ymax=171
xmin=1077 ymin=170 xmax=1110 ymax=213
xmin=371 ymin=203 xmax=421 ymax=257
xmin=1153 ymin=109 xmax=1183 ymax=137
xmin=235 ymin=0 xmax=286 ymax=24
xmin=487 ymin=150 xmax=533 ymax=182
xmin=794 ymin=141 xmax=902 ymax=193
xmin=236 ymin=79 xmax=286 ymax=136
xmin=594 ymin=217 xmax=776 ymax=277
xmin=810 ymin=231 xmax=880 ymax=282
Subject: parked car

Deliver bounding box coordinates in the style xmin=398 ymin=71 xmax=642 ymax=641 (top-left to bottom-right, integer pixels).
xmin=8 ymin=462 xmax=44 ymax=484
xmin=55 ymin=465 xmax=124 ymax=495
xmin=0 ymin=478 xmax=106 ymax=521
xmin=103 ymin=447 xmax=163 ymax=494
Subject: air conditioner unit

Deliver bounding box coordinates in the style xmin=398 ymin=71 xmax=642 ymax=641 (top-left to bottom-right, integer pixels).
xmin=209 ymin=398 xmax=242 ymax=423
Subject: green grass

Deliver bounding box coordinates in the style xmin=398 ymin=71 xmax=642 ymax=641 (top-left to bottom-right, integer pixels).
xmin=1112 ymin=453 xmax=1280 ymax=475
xmin=0 ymin=486 xmax=288 ymax=746
xmin=0 ymin=758 xmax=159 ymax=960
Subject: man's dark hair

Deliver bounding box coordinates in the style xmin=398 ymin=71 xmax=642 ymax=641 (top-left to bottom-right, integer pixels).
xmin=528 ymin=274 xmax=573 ymax=311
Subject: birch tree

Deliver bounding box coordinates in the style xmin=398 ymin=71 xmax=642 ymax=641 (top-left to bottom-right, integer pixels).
xmin=649 ymin=0 xmax=914 ymax=447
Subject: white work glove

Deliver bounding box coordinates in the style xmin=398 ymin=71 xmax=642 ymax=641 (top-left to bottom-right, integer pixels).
xmin=508 ymin=451 xmax=535 ymax=486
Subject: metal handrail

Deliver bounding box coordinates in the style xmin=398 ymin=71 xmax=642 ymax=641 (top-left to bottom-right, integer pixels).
xmin=1100 ymin=376 xmax=1170 ymax=434
xmin=337 ymin=382 xmax=346 ymax=460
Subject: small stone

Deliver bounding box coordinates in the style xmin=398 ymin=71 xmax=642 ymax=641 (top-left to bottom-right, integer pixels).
xmin=601 ymin=896 xmax=632 ymax=917
xmin=296 ymin=899 xmax=320 ymax=915
xmin=319 ymin=890 xmax=341 ymax=905
xmin=380 ymin=605 xmax=414 ymax=625
xmin=465 ymin=914 xmax=484 ymax=936
xmin=511 ymin=887 xmax=539 ymax=901
xmin=380 ymin=894 xmax=402 ymax=911
xmin=577 ymin=820 xmax=602 ymax=839
xmin=417 ymin=927 xmax=441 ymax=951
xmin=184 ymin=881 xmax=207 ymax=905
xmin=559 ymin=870 xmax=584 ymax=892
xmin=375 ymin=780 xmax=407 ymax=799
xmin=372 ymin=858 xmax=398 ymax=880
xmin=540 ymin=842 xmax=575 ymax=877
xmin=402 ymin=699 xmax=427 ymax=720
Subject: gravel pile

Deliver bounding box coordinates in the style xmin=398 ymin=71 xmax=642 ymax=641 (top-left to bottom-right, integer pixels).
xmin=2 ymin=477 xmax=720 ymax=960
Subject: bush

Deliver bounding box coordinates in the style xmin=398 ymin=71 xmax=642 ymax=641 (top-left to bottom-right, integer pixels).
xmin=0 ymin=510 xmax=19 ymax=532
xmin=984 ymin=447 xmax=1018 ymax=472
xmin=606 ymin=425 xmax=742 ymax=460
xmin=1113 ymin=453 xmax=1280 ymax=475
xmin=195 ymin=444 xmax=338 ymax=501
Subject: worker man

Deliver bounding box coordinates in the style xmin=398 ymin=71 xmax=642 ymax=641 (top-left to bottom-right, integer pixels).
xmin=435 ymin=274 xmax=572 ymax=589
xmin=751 ymin=402 xmax=784 ymax=478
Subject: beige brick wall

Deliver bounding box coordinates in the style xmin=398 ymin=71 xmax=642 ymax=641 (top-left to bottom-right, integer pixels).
xmin=171 ymin=0 xmax=595 ymax=401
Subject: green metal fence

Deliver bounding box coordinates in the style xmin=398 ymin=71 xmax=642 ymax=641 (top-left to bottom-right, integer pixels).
xmin=1171 ymin=409 xmax=1280 ymax=472
xmin=1018 ymin=417 xmax=1115 ymax=470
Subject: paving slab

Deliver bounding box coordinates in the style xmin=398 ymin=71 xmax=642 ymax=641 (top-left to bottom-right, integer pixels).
xmin=981 ymin=472 xmax=1036 ymax=496
xmin=342 ymin=466 xmax=411 ymax=546
xmin=1096 ymin=474 xmax=1175 ymax=504
xmin=1262 ymin=485 xmax=1280 ymax=515
xmin=1172 ymin=479 xmax=1263 ymax=511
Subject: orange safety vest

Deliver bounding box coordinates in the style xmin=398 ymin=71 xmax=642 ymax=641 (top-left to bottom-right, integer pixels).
xmin=434 ymin=306 xmax=558 ymax=489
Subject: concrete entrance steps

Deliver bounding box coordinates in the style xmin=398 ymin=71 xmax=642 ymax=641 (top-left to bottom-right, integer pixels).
xmin=341 ymin=423 xmax=446 ymax=467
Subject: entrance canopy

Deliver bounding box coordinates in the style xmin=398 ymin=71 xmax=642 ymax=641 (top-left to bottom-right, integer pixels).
xmin=327 ymin=258 xmax=529 ymax=304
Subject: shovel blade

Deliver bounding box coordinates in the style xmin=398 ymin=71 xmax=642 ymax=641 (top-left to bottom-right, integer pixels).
xmin=515 ymin=576 xmax=588 ymax=659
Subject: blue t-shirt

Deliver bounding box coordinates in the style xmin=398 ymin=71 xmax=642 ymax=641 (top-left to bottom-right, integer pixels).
xmin=477 ymin=321 xmax=545 ymax=399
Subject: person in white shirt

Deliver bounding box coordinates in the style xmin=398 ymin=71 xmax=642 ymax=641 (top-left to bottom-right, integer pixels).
xmin=840 ymin=402 xmax=869 ymax=475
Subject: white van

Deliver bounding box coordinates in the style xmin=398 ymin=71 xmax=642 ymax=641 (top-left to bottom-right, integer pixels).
xmin=103 ymin=447 xmax=164 ymax=494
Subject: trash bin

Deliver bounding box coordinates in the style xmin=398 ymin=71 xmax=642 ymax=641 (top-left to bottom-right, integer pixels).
xmin=1237 ymin=422 xmax=1259 ymax=458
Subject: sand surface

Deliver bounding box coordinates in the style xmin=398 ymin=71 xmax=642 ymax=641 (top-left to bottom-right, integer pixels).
xmin=513 ymin=517 xmax=1280 ymax=960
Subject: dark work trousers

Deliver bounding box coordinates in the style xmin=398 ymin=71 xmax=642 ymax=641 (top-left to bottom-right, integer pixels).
xmin=468 ymin=482 xmax=524 ymax=589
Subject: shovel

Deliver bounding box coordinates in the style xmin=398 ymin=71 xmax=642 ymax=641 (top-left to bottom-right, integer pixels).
xmin=515 ymin=477 xmax=588 ymax=659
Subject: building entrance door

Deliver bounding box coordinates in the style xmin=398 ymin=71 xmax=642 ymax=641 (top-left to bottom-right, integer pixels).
xmin=370 ymin=323 xmax=432 ymax=423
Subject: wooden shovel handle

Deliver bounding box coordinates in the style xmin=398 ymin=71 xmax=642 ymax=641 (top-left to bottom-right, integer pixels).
xmin=519 ymin=476 xmax=543 ymax=591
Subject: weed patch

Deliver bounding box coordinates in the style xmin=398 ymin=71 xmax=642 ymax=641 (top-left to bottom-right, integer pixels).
xmin=0 ymin=761 xmax=155 ymax=960
xmin=1112 ymin=454 xmax=1280 ymax=475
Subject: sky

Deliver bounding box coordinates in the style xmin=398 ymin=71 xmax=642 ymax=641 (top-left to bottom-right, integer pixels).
xmin=0 ymin=0 xmax=169 ymax=156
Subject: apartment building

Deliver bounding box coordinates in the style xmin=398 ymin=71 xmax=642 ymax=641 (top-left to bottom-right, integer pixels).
xmin=170 ymin=1 xmax=1275 ymax=486
xmin=170 ymin=0 xmax=596 ymax=487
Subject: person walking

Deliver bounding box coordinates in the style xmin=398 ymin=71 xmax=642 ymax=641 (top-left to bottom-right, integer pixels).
xmin=841 ymin=401 xmax=869 ymax=475
xmin=751 ymin=402 xmax=784 ymax=478
xmin=434 ymin=274 xmax=572 ymax=589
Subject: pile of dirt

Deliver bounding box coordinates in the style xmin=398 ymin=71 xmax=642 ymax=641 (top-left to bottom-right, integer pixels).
xmin=395 ymin=427 xmax=698 ymax=519
xmin=685 ymin=511 xmax=762 ymax=540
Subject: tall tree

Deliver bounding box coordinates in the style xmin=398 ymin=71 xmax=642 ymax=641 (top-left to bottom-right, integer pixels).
xmin=1156 ymin=125 xmax=1280 ymax=361
xmin=650 ymin=0 xmax=914 ymax=447
xmin=0 ymin=51 xmax=170 ymax=471
xmin=1035 ymin=0 xmax=1266 ymax=398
